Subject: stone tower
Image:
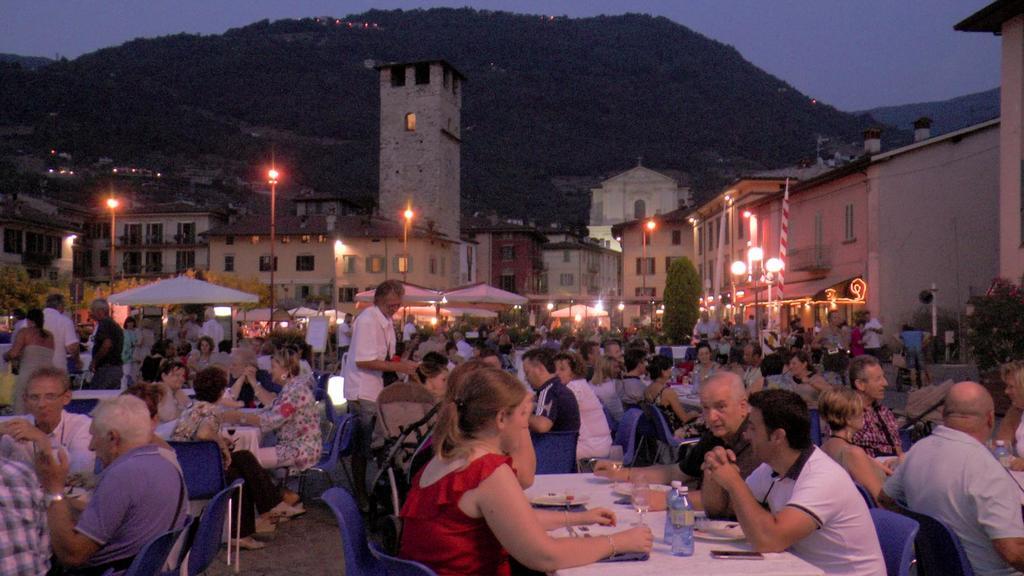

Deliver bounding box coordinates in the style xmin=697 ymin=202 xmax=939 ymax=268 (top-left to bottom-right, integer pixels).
xmin=377 ymin=60 xmax=463 ymax=242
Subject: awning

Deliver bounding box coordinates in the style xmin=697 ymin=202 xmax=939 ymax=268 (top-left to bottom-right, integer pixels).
xmin=734 ymin=276 xmax=866 ymax=305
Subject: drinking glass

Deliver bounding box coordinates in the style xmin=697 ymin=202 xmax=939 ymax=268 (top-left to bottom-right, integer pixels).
xmin=606 ymin=445 xmax=625 ymax=489
xmin=631 ymin=479 xmax=651 ymax=526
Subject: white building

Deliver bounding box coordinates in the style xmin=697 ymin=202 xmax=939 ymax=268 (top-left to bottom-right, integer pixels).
xmin=589 ymin=163 xmax=691 ymax=251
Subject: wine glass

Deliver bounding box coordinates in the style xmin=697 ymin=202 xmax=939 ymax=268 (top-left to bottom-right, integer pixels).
xmin=606 ymin=445 xmax=625 ymax=489
xmin=631 ymin=479 xmax=651 ymax=526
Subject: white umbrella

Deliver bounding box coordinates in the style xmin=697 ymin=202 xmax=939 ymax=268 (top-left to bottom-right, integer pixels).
xmin=394 ymin=306 xmax=497 ymax=319
xmin=354 ymin=282 xmax=443 ymax=305
xmin=442 ymin=282 xmax=528 ymax=307
xmin=109 ymin=275 xmax=259 ymax=305
xmin=550 ymin=304 xmax=608 ymax=318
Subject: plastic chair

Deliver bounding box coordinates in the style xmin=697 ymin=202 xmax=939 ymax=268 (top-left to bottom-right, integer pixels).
xmin=108 ymin=523 xmax=187 ymax=576
xmin=901 ymin=508 xmax=975 ymax=576
xmin=372 ymin=543 xmax=439 ymax=576
xmin=168 ymin=441 xmax=226 ymax=500
xmin=322 ymin=486 xmax=388 ymax=576
xmin=67 ymin=398 xmax=98 ymax=415
xmin=298 ymin=412 xmax=353 ymax=500
xmin=613 ymin=408 xmax=644 ymax=466
xmin=642 ymin=404 xmax=683 ymax=461
xmin=870 ymin=508 xmax=919 ymax=576
xmin=808 ymin=408 xmax=823 ymax=446
xmin=531 ymin=431 xmax=579 ymax=474
xmin=187 ymin=479 xmax=244 ymax=576
xmin=855 ymin=483 xmax=877 ymax=508
xmin=602 ymin=404 xmax=618 ymax=437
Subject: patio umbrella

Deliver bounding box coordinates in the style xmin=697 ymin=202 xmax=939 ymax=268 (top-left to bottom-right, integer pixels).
xmin=442 ymin=282 xmax=528 ymax=308
xmin=354 ymin=282 xmax=443 ymax=305
xmin=109 ymin=275 xmax=259 ymax=306
xmin=550 ymin=304 xmax=608 ymax=318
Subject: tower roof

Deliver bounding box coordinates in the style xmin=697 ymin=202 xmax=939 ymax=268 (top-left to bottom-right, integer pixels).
xmin=374 ymin=59 xmax=466 ymax=81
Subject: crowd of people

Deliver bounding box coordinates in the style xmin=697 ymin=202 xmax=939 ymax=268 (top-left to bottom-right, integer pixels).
xmin=3 ymin=282 xmax=1023 ymax=576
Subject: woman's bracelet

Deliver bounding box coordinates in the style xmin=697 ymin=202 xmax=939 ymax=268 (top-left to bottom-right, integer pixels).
xmin=606 ymin=535 xmax=616 ymax=556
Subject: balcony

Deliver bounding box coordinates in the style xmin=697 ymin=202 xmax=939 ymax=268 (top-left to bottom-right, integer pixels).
xmin=119 ymin=235 xmax=143 ymax=247
xmin=787 ymin=245 xmax=833 ymax=272
xmin=22 ymin=251 xmax=54 ymax=267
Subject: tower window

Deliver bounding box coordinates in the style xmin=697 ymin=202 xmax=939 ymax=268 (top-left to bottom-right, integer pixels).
xmin=405 ymin=113 xmax=416 ymax=132
xmin=415 ymin=63 xmax=430 ymax=85
xmin=390 ymin=66 xmax=406 ymax=87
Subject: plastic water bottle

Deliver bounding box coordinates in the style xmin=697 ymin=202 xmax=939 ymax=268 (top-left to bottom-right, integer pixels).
xmin=664 ymin=482 xmax=679 ymax=543
xmin=995 ymin=440 xmax=1012 ymax=468
xmin=669 ymin=481 xmax=695 ymax=556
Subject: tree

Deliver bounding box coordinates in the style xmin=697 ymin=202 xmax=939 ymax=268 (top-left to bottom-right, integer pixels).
xmin=965 ymin=278 xmax=1024 ymax=370
xmin=662 ymin=257 xmax=701 ymax=344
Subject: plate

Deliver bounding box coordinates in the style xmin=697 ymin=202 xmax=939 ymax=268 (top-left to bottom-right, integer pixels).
xmin=530 ymin=493 xmax=592 ymax=507
xmin=612 ymin=484 xmax=673 ymax=497
xmin=694 ymin=520 xmax=744 ymax=541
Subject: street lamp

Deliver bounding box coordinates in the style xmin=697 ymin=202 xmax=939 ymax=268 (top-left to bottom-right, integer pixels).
xmin=731 ymin=250 xmax=784 ymax=348
xmin=268 ymin=167 xmax=280 ymax=320
xmin=641 ymin=219 xmax=656 ymax=318
xmin=106 ymin=196 xmax=119 ymax=282
xmin=402 ymin=207 xmax=413 ymax=283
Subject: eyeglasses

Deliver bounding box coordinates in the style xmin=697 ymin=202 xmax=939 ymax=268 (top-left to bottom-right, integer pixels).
xmin=27 ymin=392 xmax=67 ymax=403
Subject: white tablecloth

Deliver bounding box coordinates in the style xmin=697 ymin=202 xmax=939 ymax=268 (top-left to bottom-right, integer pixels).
xmin=527 ymin=474 xmax=823 ymax=576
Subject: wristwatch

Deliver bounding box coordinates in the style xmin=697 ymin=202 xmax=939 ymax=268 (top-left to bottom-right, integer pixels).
xmin=44 ymin=492 xmax=65 ymax=507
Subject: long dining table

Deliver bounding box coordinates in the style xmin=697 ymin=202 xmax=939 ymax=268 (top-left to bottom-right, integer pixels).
xmin=526 ymin=473 xmax=824 ymax=576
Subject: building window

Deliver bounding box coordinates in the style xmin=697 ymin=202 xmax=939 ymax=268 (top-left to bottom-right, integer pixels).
xmin=665 ymin=256 xmax=680 ymax=272
xmin=697 ymin=225 xmax=703 ymax=255
xmin=224 ymin=255 xmax=234 ymax=272
xmin=124 ymin=224 xmax=141 ymax=245
xmin=501 ymin=245 xmax=515 ymax=261
xmin=738 ymin=217 xmax=745 ymax=239
xmin=499 ymin=273 xmax=517 ymax=293
xmin=393 ymin=255 xmax=410 ymax=274
xmin=296 ymin=254 xmax=315 ymax=271
xmin=635 ymin=257 xmax=655 ymax=275
xmin=175 ymin=250 xmax=195 ymax=271
xmin=415 ymin=62 xmax=430 ymax=84
xmin=635 ymin=287 xmax=656 ymax=297
xmin=441 ymin=257 xmax=446 ymax=276
xmin=844 ymin=203 xmax=855 ymax=241
xmin=429 ymin=256 xmax=438 ymax=275
xmin=176 ymin=222 xmax=196 ymax=244
xmin=145 ymin=223 xmax=163 ymax=244
xmin=443 ymin=67 xmax=450 ymax=88
xmin=145 ymin=252 xmax=163 ymax=273
xmin=391 ymin=65 xmax=406 ymax=87
xmin=339 ymin=287 xmax=357 ymax=303
xmin=4 ymin=229 xmax=23 ymax=254
xmin=563 ymin=250 xmax=571 ymax=263
xmin=814 ymin=211 xmax=824 ymax=249
xmin=342 ymin=255 xmax=357 ymax=274
xmin=672 ymin=230 xmax=681 ymax=245
xmin=634 ymin=199 xmax=646 ymax=220
xmin=559 ymin=273 xmax=574 ymax=286
xmin=100 ymin=250 xmax=109 ymax=268
xmin=226 ymin=235 xmax=234 ymax=245
xmin=300 ymin=235 xmax=310 ymax=244
xmin=405 ymin=113 xmax=416 ymax=132
xmin=367 ymin=256 xmax=384 ymax=274
xmin=123 ymin=251 xmax=141 ymax=274
xmin=259 ymin=255 xmax=277 ymax=272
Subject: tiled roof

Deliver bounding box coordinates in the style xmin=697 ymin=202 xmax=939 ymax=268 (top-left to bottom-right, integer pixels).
xmin=0 ymin=200 xmax=81 ymax=232
xmin=205 ymin=213 xmax=453 ymax=242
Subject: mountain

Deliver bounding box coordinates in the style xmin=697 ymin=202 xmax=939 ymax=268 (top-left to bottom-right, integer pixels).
xmin=0 ymin=9 xmax=901 ymax=223
xmin=0 ymin=53 xmax=54 ymax=70
xmin=858 ymin=87 xmax=999 ymax=137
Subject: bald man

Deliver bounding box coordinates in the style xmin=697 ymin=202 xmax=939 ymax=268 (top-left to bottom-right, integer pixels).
xmin=594 ymin=372 xmax=755 ymax=509
xmin=880 ymin=382 xmax=1024 ymax=575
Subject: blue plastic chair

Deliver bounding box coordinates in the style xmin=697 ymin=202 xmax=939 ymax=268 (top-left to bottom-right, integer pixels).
xmin=808 ymin=408 xmax=823 ymax=446
xmin=299 ymin=412 xmax=353 ymax=500
xmin=168 ymin=441 xmax=226 ymax=500
xmin=531 ymin=431 xmax=579 ymax=474
xmin=870 ymin=508 xmax=919 ymax=576
xmin=322 ymin=486 xmax=389 ymax=576
xmin=614 ymin=408 xmax=644 ymax=466
xmin=187 ymin=479 xmax=244 ymax=576
xmin=67 ymin=398 xmax=98 ymax=415
xmin=372 ymin=543 xmax=438 ymax=576
xmin=901 ymin=508 xmax=975 ymax=576
xmin=855 ymin=483 xmax=877 ymax=508
xmin=642 ymin=403 xmax=684 ymax=460
xmin=106 ymin=523 xmax=188 ymax=576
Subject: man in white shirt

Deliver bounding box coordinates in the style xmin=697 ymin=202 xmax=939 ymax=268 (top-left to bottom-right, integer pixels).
xmin=342 ymin=280 xmax=418 ymax=507
xmin=0 ymin=366 xmax=94 ymax=475
xmin=402 ymin=318 xmax=417 ymax=342
xmin=200 ymin=308 xmax=225 ymax=347
xmin=43 ymin=294 xmax=81 ymax=372
xmin=453 ymin=331 xmax=473 ymax=359
xmin=862 ymin=315 xmax=883 ymax=358
xmin=703 ymin=389 xmax=884 ymax=576
xmin=336 ymin=313 xmax=353 ymax=358
xmin=880 ymin=381 xmax=1024 ymax=575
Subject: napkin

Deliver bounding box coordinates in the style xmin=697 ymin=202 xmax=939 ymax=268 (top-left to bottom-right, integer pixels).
xmin=532 ymin=503 xmax=587 ymax=511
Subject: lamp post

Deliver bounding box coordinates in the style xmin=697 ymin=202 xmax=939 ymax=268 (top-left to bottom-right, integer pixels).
xmin=106 ymin=196 xmax=119 ymax=282
xmin=268 ymin=168 xmax=279 ymax=319
xmin=732 ymin=249 xmax=783 ymax=349
xmin=641 ymin=219 xmax=656 ymax=318
xmin=402 ymin=207 xmax=413 ymax=283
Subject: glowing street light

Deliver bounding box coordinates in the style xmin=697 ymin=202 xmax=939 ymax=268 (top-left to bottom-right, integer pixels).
xmin=106 ymin=196 xmax=119 ymax=282
xmin=402 ymin=206 xmax=414 ymax=282
xmin=546 ymin=302 xmax=554 ymax=311
xmin=268 ymin=166 xmax=280 ymax=318
xmin=641 ymin=219 xmax=656 ymax=317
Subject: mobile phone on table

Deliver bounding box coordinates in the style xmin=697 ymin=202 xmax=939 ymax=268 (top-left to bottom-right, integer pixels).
xmin=710 ymin=550 xmax=764 ymax=560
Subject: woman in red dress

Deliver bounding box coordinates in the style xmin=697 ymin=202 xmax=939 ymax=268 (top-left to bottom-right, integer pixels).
xmin=400 ymin=366 xmax=652 ymax=575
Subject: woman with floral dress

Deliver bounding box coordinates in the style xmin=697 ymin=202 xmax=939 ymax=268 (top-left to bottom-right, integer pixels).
xmin=223 ymin=347 xmax=321 ymax=471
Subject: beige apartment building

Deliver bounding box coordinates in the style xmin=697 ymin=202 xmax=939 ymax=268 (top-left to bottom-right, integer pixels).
xmin=0 ymin=197 xmax=78 ymax=281
xmin=205 ymin=213 xmax=459 ymax=312
xmin=539 ymin=235 xmax=621 ymax=302
xmin=612 ymin=208 xmax=696 ymax=323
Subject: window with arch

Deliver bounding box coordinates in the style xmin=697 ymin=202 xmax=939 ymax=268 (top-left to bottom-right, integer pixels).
xmin=633 ymin=199 xmax=646 ymax=220
xmin=405 ymin=113 xmax=416 ymax=132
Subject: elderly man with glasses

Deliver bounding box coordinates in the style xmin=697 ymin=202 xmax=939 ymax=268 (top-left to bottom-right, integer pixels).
xmin=0 ymin=366 xmax=94 ymax=475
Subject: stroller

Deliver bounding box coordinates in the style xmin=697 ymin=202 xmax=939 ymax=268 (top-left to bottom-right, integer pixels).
xmin=368 ymin=381 xmax=440 ymax=552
